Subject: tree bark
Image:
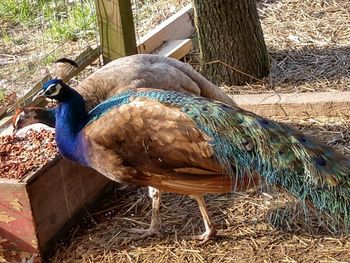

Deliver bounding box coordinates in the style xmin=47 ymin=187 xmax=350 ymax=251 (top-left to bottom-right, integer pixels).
xmin=192 ymin=0 xmax=270 ymax=86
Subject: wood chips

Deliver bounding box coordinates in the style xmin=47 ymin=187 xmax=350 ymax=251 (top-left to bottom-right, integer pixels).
xmin=0 ymin=129 xmax=57 ymax=180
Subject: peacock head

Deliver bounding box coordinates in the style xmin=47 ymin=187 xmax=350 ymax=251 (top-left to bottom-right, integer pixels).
xmin=12 ymin=107 xmax=56 ymax=134
xmin=13 ymin=107 xmax=39 ymax=132
xmin=33 ymin=79 xmax=70 ymax=101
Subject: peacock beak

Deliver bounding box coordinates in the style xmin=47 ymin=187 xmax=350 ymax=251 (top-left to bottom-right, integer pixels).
xmin=12 ymin=109 xmax=23 ymax=136
xmin=32 ymin=89 xmax=46 ymax=102
xmin=12 ymin=127 xmax=18 ymax=136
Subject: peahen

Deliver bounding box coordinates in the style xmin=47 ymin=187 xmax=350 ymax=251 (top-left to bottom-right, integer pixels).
xmin=33 ymin=79 xmax=350 ymax=242
xmin=13 ymin=107 xmax=56 ymax=132
xmin=75 ymin=53 xmax=236 ymax=110
xmin=13 ymin=54 xmax=236 ymax=132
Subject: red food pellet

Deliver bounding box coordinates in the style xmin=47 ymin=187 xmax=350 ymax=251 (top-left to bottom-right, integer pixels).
xmin=0 ymin=129 xmax=58 ymax=180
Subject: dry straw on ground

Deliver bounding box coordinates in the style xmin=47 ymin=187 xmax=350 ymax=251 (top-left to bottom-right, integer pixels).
xmin=221 ymin=0 xmax=350 ymax=95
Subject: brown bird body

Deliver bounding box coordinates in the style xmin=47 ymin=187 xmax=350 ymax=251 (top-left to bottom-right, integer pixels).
xmin=84 ymin=97 xmax=258 ymax=196
xmin=14 ymin=55 xmax=236 ymax=241
xmin=34 ymin=80 xmax=350 ymax=242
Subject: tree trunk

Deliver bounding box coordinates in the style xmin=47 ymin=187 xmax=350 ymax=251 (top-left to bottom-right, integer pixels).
xmin=192 ymin=0 xmax=270 ymax=86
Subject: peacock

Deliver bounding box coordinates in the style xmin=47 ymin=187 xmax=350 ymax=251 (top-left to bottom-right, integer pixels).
xmin=13 ymin=54 xmax=236 ymax=132
xmin=32 ymin=78 xmax=350 ymax=242
xmin=13 ymin=107 xmax=56 ymax=132
xmin=75 ymin=53 xmax=236 ymax=110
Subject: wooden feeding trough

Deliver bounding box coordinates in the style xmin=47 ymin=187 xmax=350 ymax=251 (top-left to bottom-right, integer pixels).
xmin=0 ymin=155 xmax=110 ymax=262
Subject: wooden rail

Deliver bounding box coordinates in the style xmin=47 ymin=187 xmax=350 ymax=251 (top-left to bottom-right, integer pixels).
xmin=234 ymin=91 xmax=350 ymax=118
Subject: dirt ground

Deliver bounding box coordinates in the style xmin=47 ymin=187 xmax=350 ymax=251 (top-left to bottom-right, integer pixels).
xmin=1 ymin=0 xmax=350 ymax=262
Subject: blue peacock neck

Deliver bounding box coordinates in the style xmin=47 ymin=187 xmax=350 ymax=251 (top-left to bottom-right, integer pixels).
xmin=55 ymin=87 xmax=89 ymax=165
xmin=39 ymin=108 xmax=56 ymax=127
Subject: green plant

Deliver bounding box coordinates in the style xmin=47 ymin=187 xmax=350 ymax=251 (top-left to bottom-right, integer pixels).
xmin=45 ymin=0 xmax=96 ymax=41
xmin=0 ymin=0 xmax=96 ymax=42
xmin=1 ymin=30 xmax=12 ymax=44
xmin=0 ymin=0 xmax=46 ymax=25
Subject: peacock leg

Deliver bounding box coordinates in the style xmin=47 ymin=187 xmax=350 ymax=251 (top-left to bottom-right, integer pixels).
xmin=189 ymin=194 xmax=217 ymax=243
xmin=128 ymin=186 xmax=163 ymax=239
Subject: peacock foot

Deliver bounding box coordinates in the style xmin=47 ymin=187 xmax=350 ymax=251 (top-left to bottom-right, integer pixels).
xmin=189 ymin=228 xmax=217 ymax=244
xmin=127 ymin=226 xmax=164 ymax=240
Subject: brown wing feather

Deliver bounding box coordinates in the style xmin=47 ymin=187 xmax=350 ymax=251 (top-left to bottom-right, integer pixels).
xmin=83 ymin=97 xmax=259 ymax=194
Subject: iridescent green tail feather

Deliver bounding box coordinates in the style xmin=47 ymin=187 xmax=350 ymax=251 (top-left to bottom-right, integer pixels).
xmin=139 ymin=89 xmax=350 ymax=230
xmin=92 ymin=89 xmax=350 ymax=231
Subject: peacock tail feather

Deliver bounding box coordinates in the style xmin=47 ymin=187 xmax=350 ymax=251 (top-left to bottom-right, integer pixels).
xmin=87 ymin=89 xmax=350 ymax=230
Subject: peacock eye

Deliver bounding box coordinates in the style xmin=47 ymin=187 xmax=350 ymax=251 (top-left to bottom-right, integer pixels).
xmin=315 ymin=156 xmax=326 ymax=166
xmin=183 ymin=106 xmax=190 ymax=112
xmin=278 ymin=149 xmax=285 ymax=155
xmin=298 ymin=136 xmax=307 ymax=143
xmin=45 ymin=83 xmax=62 ymax=96
xmin=242 ymin=136 xmax=253 ymax=151
xmin=48 ymin=86 xmax=55 ymax=94
xmin=258 ymin=118 xmax=269 ymax=125
xmin=45 ymin=84 xmax=56 ymax=95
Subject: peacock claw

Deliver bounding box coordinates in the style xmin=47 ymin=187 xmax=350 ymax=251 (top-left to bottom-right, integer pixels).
xmin=189 ymin=228 xmax=217 ymax=244
xmin=127 ymin=227 xmax=164 ymax=240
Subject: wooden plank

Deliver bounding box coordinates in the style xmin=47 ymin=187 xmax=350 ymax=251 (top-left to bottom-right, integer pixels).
xmin=234 ymin=91 xmax=350 ymax=117
xmin=26 ymin=158 xmax=109 ymax=248
xmin=95 ymin=0 xmax=137 ymax=63
xmin=157 ymin=39 xmax=193 ymax=59
xmin=137 ymin=4 xmax=194 ymax=54
xmin=0 ymin=116 xmax=14 ymax=129
xmin=0 ymin=154 xmax=111 ymax=261
xmin=0 ymin=182 xmax=39 ymax=262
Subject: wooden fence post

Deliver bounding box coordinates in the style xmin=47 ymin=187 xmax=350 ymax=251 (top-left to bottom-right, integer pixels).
xmin=94 ymin=0 xmax=137 ymax=63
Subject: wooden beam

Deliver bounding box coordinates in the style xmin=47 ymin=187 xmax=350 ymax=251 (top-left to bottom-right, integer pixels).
xmin=157 ymin=39 xmax=193 ymax=59
xmin=95 ymin=0 xmax=137 ymax=63
xmin=137 ymin=4 xmax=194 ymax=54
xmin=234 ymin=91 xmax=350 ymax=118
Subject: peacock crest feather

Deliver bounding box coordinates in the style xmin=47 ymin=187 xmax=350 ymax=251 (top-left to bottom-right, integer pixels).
xmin=86 ymin=89 xmax=350 ymax=230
